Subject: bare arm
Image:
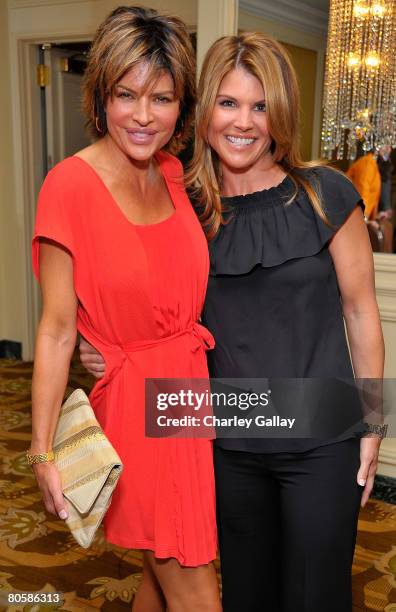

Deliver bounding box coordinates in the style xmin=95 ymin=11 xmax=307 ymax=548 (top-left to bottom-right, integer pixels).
xmin=329 ymin=206 xmax=384 ymax=506
xmin=30 ymin=239 xmax=78 ymax=518
xmin=329 ymin=207 xmax=384 ymax=377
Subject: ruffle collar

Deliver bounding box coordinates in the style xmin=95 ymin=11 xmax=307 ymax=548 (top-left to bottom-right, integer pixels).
xmin=220 ymin=175 xmax=294 ymax=210
xmin=208 ymin=167 xmax=363 ymax=276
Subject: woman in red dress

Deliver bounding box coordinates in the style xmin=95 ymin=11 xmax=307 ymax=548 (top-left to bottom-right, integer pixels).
xmin=29 ymin=7 xmax=221 ymax=612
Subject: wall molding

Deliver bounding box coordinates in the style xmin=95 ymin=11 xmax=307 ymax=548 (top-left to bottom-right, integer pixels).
xmin=239 ymin=0 xmax=328 ymax=36
xmin=374 ymin=253 xmax=396 ymax=325
xmin=9 ymin=0 xmax=88 ymax=8
xmin=374 ymin=253 xmax=396 ymax=274
xmin=380 ymin=310 xmax=396 ymax=323
xmin=376 ymin=286 xmax=396 ymax=298
xmin=379 ymin=445 xmax=396 ymax=469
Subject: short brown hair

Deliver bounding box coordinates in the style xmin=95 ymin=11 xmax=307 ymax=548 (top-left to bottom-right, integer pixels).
xmin=82 ymin=5 xmax=196 ymax=153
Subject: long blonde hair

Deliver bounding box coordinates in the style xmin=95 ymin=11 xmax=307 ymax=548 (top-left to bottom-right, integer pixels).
xmin=186 ymin=33 xmax=328 ymax=239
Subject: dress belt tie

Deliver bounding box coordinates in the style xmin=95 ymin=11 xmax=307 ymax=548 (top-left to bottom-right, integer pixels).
xmin=87 ymin=322 xmax=215 ymax=402
xmin=119 ymin=321 xmax=215 ymax=355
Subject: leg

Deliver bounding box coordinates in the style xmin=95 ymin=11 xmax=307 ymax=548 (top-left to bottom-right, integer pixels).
xmin=132 ymin=552 xmax=166 ymax=612
xmin=276 ymin=438 xmax=362 ymax=612
xmin=214 ymin=445 xmax=282 ymax=612
xmin=145 ymin=551 xmax=221 ymax=612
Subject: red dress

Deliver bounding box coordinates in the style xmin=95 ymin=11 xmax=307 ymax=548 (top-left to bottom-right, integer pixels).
xmin=32 ymin=151 xmax=217 ymax=566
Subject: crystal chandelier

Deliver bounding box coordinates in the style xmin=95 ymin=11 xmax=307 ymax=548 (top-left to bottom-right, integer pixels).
xmin=321 ymin=0 xmax=396 ymax=160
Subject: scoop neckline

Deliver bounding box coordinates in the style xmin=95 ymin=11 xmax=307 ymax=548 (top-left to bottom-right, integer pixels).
xmin=221 ymin=174 xmax=294 ymax=208
xmin=71 ymin=153 xmax=178 ymax=229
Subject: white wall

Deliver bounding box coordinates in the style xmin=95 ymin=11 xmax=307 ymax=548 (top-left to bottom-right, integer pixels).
xmin=373 ymin=254 xmax=396 ymax=478
xmin=0 ymin=1 xmax=24 ymax=346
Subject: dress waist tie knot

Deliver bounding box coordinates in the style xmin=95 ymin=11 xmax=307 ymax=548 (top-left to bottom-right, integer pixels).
xmin=78 ymin=321 xmax=215 ymax=405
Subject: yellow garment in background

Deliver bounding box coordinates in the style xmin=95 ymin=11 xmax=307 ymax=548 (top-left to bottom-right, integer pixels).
xmin=346 ymin=153 xmax=381 ymax=219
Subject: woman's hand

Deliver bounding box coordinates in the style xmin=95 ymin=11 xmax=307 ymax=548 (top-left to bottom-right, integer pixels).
xmin=79 ymin=337 xmax=105 ymax=379
xmin=32 ymin=461 xmax=69 ymax=519
xmin=357 ymin=436 xmax=381 ymax=507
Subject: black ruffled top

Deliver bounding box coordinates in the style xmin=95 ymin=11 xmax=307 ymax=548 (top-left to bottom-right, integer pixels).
xmin=201 ymin=166 xmax=365 ymax=453
xmin=209 ymin=167 xmax=363 ymax=274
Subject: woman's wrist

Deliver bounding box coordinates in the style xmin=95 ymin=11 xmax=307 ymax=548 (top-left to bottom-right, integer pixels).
xmin=26 ymin=448 xmax=55 ymax=465
xmin=29 ymin=444 xmax=53 ymax=453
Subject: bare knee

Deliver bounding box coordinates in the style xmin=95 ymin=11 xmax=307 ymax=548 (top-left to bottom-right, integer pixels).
xmin=145 ymin=554 xmax=221 ymax=612
xmin=169 ymin=587 xmax=222 ymax=612
xmin=166 ymin=576 xmax=221 ymax=612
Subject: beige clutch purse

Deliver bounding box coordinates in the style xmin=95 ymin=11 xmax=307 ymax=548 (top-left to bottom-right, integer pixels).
xmin=53 ymin=388 xmax=123 ymax=548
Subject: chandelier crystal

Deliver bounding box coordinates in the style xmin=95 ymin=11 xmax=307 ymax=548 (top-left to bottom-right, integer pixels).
xmin=321 ymin=0 xmax=396 ymax=160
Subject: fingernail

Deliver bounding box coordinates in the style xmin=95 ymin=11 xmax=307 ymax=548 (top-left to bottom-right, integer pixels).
xmin=359 ymin=479 xmax=366 ymax=486
xmin=59 ymin=509 xmax=68 ymax=519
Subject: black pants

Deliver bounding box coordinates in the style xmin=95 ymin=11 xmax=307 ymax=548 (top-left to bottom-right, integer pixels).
xmin=214 ymin=438 xmax=362 ymax=612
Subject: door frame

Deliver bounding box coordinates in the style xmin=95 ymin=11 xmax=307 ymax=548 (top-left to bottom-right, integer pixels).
xmin=9 ymin=27 xmax=94 ymax=360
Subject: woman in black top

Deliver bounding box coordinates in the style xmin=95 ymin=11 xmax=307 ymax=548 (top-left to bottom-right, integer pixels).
xmin=185 ymin=33 xmax=384 ymax=612
xmin=81 ymin=32 xmax=384 ymax=612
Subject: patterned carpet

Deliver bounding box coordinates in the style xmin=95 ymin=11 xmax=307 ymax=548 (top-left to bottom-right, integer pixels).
xmin=0 ymin=358 xmax=395 ymax=611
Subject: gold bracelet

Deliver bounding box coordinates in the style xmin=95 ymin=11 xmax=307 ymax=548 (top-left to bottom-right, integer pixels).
xmin=26 ymin=449 xmax=55 ymax=465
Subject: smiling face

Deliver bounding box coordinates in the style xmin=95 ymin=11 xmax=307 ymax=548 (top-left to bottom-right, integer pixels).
xmin=105 ymin=62 xmax=180 ymax=163
xmin=207 ymin=67 xmax=273 ymax=173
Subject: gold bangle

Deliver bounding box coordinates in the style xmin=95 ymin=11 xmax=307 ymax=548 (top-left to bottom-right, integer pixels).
xmin=26 ymin=449 xmax=55 ymax=465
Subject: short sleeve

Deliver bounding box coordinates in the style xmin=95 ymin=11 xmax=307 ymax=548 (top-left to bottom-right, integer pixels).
xmin=314 ymin=166 xmax=365 ymax=227
xmin=32 ymin=163 xmax=75 ymax=281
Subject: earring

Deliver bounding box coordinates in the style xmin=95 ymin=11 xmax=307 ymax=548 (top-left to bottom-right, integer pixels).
xmin=95 ymin=117 xmax=102 ymax=133
xmin=175 ymin=117 xmax=184 ymax=138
